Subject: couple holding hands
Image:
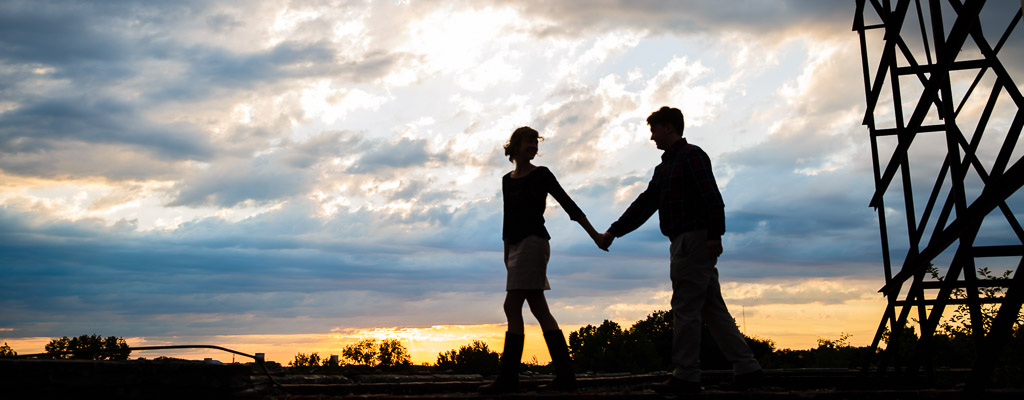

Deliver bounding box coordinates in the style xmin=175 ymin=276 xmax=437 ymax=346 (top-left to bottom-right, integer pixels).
xmin=480 ymin=106 xmax=763 ymax=395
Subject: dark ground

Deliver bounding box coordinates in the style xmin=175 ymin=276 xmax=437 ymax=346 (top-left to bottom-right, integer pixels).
xmin=2 ymin=359 xmax=1022 ymax=400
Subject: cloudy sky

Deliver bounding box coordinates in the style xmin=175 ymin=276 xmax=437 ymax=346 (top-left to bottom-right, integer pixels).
xmin=2 ymin=0 xmax=1022 ymax=364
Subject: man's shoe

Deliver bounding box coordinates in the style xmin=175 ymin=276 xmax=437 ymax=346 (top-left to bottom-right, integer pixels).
xmin=721 ymin=369 xmax=764 ymax=391
xmin=651 ymin=376 xmax=701 ymax=395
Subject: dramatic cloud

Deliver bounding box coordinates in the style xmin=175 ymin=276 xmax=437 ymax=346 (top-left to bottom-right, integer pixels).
xmin=2 ymin=0 xmax=1020 ymax=358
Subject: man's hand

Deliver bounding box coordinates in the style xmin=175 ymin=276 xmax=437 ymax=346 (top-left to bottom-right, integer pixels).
xmin=707 ymin=239 xmax=723 ymax=258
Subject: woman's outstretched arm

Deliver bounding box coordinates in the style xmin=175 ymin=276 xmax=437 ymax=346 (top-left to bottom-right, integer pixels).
xmin=575 ymin=216 xmax=607 ymax=251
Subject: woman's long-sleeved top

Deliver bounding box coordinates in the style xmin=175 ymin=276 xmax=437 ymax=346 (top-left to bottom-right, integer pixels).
xmin=502 ymin=166 xmax=585 ymax=245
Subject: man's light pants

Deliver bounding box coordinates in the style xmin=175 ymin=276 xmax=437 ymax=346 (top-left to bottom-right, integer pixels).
xmin=670 ymin=230 xmax=761 ymax=382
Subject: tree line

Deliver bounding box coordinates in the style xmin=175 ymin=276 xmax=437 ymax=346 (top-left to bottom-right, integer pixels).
xmin=289 ymin=338 xmax=413 ymax=368
xmin=3 ymin=271 xmax=1019 ymax=386
xmin=273 ymin=268 xmax=1024 ymax=376
xmin=285 ymin=301 xmax=1022 ymax=387
xmin=2 ymin=311 xmax=1019 ymax=375
xmin=1 ymin=334 xmax=130 ymax=360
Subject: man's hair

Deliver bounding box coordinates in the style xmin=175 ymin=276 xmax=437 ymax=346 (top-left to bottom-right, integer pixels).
xmin=504 ymin=126 xmax=542 ymax=163
xmin=646 ymin=106 xmax=685 ymax=136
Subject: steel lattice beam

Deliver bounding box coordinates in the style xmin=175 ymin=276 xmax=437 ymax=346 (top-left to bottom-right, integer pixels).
xmin=853 ymin=0 xmax=1023 ymax=388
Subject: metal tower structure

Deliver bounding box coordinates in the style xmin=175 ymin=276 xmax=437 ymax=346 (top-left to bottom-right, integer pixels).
xmin=853 ymin=0 xmax=1023 ymax=386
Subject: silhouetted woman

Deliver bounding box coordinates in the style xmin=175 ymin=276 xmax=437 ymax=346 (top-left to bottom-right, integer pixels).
xmin=479 ymin=126 xmax=604 ymax=394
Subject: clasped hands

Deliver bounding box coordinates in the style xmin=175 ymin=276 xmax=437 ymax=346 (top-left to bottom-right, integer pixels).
xmin=590 ymin=231 xmax=723 ymax=258
xmin=589 ymin=231 xmax=614 ymax=251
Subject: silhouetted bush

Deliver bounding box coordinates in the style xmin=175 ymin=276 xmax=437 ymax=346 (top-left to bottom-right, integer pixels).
xmin=435 ymin=340 xmax=500 ymax=375
xmin=44 ymin=334 xmax=129 ymax=360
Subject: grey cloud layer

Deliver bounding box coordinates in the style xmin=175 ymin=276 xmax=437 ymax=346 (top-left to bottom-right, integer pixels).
xmin=0 ymin=200 xmax=504 ymax=336
xmin=0 ymin=97 xmax=214 ymax=161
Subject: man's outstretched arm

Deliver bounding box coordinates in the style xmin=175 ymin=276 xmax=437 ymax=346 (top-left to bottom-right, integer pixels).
xmin=606 ymin=183 xmax=655 ymax=239
xmin=604 ymin=180 xmax=658 ymax=248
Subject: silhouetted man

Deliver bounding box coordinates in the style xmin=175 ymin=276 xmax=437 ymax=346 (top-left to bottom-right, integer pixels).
xmin=598 ymin=106 xmax=762 ymax=394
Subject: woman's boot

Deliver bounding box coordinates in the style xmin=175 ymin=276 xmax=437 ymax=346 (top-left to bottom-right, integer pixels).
xmin=538 ymin=329 xmax=577 ymax=392
xmin=479 ymin=331 xmax=524 ymax=394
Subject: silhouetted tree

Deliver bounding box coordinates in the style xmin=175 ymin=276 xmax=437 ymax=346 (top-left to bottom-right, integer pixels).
xmin=880 ymin=324 xmax=919 ymax=367
xmin=920 ymin=266 xmax=1024 ymax=386
xmin=569 ymin=311 xmax=779 ymax=373
xmin=437 ymin=349 xmax=457 ymax=368
xmin=435 ymin=340 xmax=500 ymax=375
xmin=0 ymin=342 xmax=15 ymax=358
xmin=745 ymin=335 xmax=776 ymax=367
xmin=809 ymin=333 xmax=866 ymax=368
xmin=569 ymin=320 xmax=634 ymax=372
xmin=626 ymin=310 xmax=673 ymax=370
xmin=341 ymin=338 xmax=411 ymax=368
xmin=767 ymin=332 xmax=871 ymax=369
xmin=342 ymin=339 xmax=378 ymax=366
xmin=378 ymin=338 xmax=411 ymax=368
xmin=933 ymin=267 xmax=1023 ymax=338
xmin=997 ymin=326 xmax=1024 ymax=387
xmin=44 ymin=334 xmax=129 ymax=360
xmin=289 ymin=352 xmax=323 ymax=367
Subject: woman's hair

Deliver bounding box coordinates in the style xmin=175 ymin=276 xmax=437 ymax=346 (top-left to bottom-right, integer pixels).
xmin=646 ymin=106 xmax=685 ymax=136
xmin=504 ymin=126 xmax=543 ymax=163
